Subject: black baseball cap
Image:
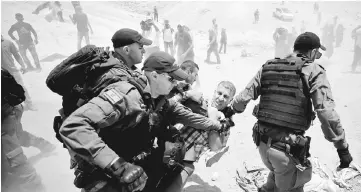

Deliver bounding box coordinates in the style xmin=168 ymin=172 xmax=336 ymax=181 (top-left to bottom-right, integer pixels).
xmin=142 ymin=51 xmax=189 ymax=81
xmin=294 ymin=32 xmax=326 ymax=51
xmin=111 ymin=28 xmax=152 ymax=48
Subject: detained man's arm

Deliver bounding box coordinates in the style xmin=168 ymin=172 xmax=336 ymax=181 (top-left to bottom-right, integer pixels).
xmin=231 ymin=68 xmax=262 ymax=113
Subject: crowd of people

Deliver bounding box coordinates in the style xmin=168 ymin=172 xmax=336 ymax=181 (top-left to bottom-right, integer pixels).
xmin=2 ymin=1 xmax=360 ymax=192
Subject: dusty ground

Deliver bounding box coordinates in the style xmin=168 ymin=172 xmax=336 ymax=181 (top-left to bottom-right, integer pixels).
xmin=1 ymin=1 xmax=361 ymax=192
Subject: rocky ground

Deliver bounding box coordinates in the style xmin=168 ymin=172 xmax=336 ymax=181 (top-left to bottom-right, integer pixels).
xmin=1 ymin=1 xmax=361 ymax=192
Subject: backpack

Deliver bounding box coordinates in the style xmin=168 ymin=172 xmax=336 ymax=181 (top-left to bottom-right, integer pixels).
xmin=47 ymin=45 xmax=148 ymax=146
xmin=1 ymin=68 xmax=26 ymax=106
xmin=46 ymin=45 xmax=130 ymax=116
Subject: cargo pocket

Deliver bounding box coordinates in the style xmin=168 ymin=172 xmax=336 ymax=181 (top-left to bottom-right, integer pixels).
xmin=5 ymin=147 xmax=27 ymax=168
xmin=293 ymin=160 xmax=312 ymax=188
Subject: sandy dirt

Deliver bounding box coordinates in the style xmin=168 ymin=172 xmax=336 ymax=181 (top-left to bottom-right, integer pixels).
xmin=1 ymin=1 xmax=361 ymax=192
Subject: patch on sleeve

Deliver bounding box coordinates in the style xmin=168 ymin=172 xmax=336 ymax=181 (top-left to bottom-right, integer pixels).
xmin=103 ymin=88 xmax=123 ymax=104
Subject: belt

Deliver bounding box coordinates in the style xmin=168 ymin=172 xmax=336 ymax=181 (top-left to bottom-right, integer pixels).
xmin=260 ymin=135 xmax=290 ymax=153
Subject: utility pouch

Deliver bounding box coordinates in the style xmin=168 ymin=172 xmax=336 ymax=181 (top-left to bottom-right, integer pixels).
xmin=290 ymin=136 xmax=311 ymax=167
xmin=252 ymin=123 xmax=261 ymax=147
xmin=53 ymin=116 xmax=63 ymax=143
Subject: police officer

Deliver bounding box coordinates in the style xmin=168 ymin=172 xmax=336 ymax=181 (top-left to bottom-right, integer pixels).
xmin=59 ymin=51 xmax=224 ymax=192
xmin=1 ymin=68 xmax=45 ymax=192
xmin=231 ymin=32 xmax=353 ymax=192
xmin=54 ymin=28 xmax=153 ymax=187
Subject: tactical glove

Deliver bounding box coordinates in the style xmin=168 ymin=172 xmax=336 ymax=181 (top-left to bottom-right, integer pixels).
xmin=337 ymin=146 xmax=353 ymax=169
xmin=105 ymin=157 xmax=148 ymax=192
xmin=222 ymin=106 xmax=235 ymax=118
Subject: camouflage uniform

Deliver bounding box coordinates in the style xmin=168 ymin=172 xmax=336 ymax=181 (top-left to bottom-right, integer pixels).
xmin=231 ymin=53 xmax=350 ymax=191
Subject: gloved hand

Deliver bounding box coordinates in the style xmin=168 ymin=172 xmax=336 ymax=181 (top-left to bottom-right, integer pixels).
xmin=337 ymin=146 xmax=353 ymax=169
xmin=105 ymin=157 xmax=148 ymax=192
xmin=222 ymin=106 xmax=235 ymax=118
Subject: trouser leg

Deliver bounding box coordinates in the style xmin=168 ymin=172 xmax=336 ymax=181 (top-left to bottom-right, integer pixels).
xmin=19 ymin=46 xmax=34 ymax=70
xmin=28 ymin=44 xmax=41 ymax=69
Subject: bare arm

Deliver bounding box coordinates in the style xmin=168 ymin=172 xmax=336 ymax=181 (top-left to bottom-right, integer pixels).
xmin=29 ymin=24 xmax=38 ymax=41
xmin=86 ymin=15 xmax=93 ymax=33
xmin=8 ymin=25 xmax=17 ymax=41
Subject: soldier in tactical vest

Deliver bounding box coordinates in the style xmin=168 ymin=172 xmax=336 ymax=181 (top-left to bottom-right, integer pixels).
xmin=230 ymin=32 xmax=353 ymax=192
xmin=59 ymin=51 xmax=226 ymax=192
xmin=1 ymin=68 xmax=46 ymax=192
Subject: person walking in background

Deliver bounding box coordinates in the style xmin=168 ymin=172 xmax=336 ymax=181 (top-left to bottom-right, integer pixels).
xmin=219 ymin=28 xmax=227 ymax=54
xmin=254 ymin=9 xmax=260 ymax=24
xmin=69 ymin=6 xmax=93 ymax=50
xmin=175 ymin=24 xmax=194 ymax=64
xmin=205 ymin=19 xmax=221 ymax=64
xmin=154 ymin=6 xmax=158 ymax=22
xmin=163 ymin=20 xmax=175 ymax=56
xmin=8 ymin=13 xmax=41 ymax=72
xmin=273 ymin=26 xmax=289 ymax=58
xmin=351 ymin=25 xmax=361 ymax=72
xmin=143 ymin=20 xmax=161 ymax=59
xmin=335 ymin=22 xmax=345 ymax=47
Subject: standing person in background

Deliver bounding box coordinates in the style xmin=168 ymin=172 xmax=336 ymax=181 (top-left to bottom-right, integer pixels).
xmin=154 ymin=6 xmax=158 ymax=22
xmin=273 ymin=26 xmax=289 ymax=58
xmin=321 ymin=17 xmax=337 ymax=58
xmin=313 ymin=2 xmax=319 ymax=14
xmin=351 ymin=25 xmax=361 ymax=72
xmin=219 ymin=28 xmax=227 ymax=54
xmin=69 ymin=6 xmax=93 ymax=50
xmin=174 ymin=24 xmax=194 ymax=64
xmin=143 ymin=20 xmax=161 ymax=60
xmin=205 ymin=19 xmax=221 ymax=64
xmin=163 ymin=20 xmax=175 ymax=56
xmin=254 ymin=9 xmax=260 ymax=24
xmin=335 ymin=22 xmax=345 ymax=47
xmin=8 ymin=13 xmax=41 ymax=72
xmin=1 ymin=35 xmax=36 ymax=111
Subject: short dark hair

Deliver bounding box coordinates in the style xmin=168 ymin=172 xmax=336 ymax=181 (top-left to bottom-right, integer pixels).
xmin=180 ymin=60 xmax=199 ymax=73
xmin=217 ymin=81 xmax=236 ymax=98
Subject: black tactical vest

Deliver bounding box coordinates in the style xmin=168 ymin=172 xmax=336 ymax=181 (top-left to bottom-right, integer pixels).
xmin=257 ymin=56 xmax=313 ymax=132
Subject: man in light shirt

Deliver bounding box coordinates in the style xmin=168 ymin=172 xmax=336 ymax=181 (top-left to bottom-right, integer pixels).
xmin=163 ymin=20 xmax=175 ymax=56
xmin=143 ymin=20 xmax=161 ymax=60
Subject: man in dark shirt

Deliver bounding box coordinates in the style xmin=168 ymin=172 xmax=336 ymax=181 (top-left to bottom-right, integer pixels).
xmin=8 ymin=13 xmax=41 ymax=72
xmin=174 ymin=24 xmax=194 ymax=64
xmin=69 ymin=6 xmax=93 ymax=50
